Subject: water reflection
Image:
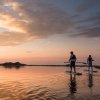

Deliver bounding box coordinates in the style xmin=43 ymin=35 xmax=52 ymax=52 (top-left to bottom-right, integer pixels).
xmin=88 ymin=71 xmax=93 ymax=95
xmin=88 ymin=71 xmax=93 ymax=88
xmin=0 ymin=66 xmax=99 ymax=100
xmin=2 ymin=65 xmax=25 ymax=69
xmin=68 ymin=74 xmax=77 ymax=98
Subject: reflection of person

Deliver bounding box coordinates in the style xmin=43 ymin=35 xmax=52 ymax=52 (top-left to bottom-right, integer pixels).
xmin=69 ymin=74 xmax=77 ymax=96
xmin=88 ymin=71 xmax=93 ymax=95
xmin=69 ymin=51 xmax=77 ymax=73
xmin=88 ymin=72 xmax=93 ymax=87
xmin=87 ymin=55 xmax=94 ymax=71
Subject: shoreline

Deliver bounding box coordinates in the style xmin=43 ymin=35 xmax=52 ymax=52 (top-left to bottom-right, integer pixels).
xmin=0 ymin=62 xmax=99 ymax=68
xmin=0 ymin=64 xmax=100 ymax=67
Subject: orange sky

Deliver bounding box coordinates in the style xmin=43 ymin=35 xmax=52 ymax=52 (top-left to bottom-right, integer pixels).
xmin=0 ymin=35 xmax=99 ymax=65
xmin=0 ymin=0 xmax=100 ymax=65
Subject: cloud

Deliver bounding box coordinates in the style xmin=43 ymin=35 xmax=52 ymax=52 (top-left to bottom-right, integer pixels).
xmin=72 ymin=27 xmax=100 ymax=38
xmin=72 ymin=0 xmax=100 ymax=38
xmin=0 ymin=0 xmax=73 ymax=46
xmin=75 ymin=13 xmax=100 ymax=24
xmin=0 ymin=31 xmax=33 ymax=46
xmin=76 ymin=0 xmax=100 ymax=13
xmin=73 ymin=13 xmax=100 ymax=32
xmin=0 ymin=0 xmax=100 ymax=46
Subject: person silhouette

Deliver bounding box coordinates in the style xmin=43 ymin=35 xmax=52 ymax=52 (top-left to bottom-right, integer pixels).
xmin=87 ymin=55 xmax=94 ymax=71
xmin=69 ymin=51 xmax=77 ymax=73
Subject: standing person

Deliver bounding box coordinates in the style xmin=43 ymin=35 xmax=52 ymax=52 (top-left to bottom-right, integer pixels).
xmin=69 ymin=51 xmax=77 ymax=73
xmin=87 ymin=55 xmax=94 ymax=71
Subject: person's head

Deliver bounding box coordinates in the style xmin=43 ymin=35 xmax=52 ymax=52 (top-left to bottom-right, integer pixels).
xmin=89 ymin=55 xmax=91 ymax=57
xmin=70 ymin=51 xmax=73 ymax=55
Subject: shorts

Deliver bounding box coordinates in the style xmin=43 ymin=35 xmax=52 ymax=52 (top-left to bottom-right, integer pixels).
xmin=88 ymin=62 xmax=92 ymax=67
xmin=70 ymin=61 xmax=76 ymax=68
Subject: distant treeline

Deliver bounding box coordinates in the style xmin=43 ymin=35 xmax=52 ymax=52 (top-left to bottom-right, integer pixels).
xmin=0 ymin=62 xmax=27 ymax=67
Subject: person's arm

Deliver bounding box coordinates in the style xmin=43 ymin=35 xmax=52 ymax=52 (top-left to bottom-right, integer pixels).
xmin=69 ymin=56 xmax=71 ymax=62
xmin=87 ymin=58 xmax=89 ymax=63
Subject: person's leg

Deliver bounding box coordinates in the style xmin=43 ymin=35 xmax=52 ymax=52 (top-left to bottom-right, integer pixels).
xmin=70 ymin=62 xmax=72 ymax=73
xmin=88 ymin=66 xmax=90 ymax=71
xmin=88 ymin=63 xmax=91 ymax=71
xmin=73 ymin=62 xmax=76 ymax=73
xmin=91 ymin=66 xmax=93 ymax=72
xmin=70 ymin=66 xmax=72 ymax=73
xmin=74 ymin=66 xmax=76 ymax=73
xmin=91 ymin=63 xmax=93 ymax=72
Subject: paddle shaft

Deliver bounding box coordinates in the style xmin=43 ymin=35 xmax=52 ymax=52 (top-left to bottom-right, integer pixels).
xmin=64 ymin=62 xmax=87 ymax=64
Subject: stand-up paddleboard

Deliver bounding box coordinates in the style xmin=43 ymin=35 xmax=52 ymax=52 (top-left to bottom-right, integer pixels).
xmin=84 ymin=69 xmax=98 ymax=73
xmin=65 ymin=71 xmax=82 ymax=75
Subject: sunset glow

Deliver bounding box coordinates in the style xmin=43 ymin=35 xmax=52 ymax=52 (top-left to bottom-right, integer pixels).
xmin=0 ymin=0 xmax=100 ymax=65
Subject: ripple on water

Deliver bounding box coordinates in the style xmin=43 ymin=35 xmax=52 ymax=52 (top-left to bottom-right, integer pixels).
xmin=0 ymin=81 xmax=67 ymax=100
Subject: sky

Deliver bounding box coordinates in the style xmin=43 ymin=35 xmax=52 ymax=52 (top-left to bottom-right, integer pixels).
xmin=0 ymin=0 xmax=100 ymax=65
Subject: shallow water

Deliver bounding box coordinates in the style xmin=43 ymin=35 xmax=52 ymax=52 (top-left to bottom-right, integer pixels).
xmin=0 ymin=66 xmax=100 ymax=100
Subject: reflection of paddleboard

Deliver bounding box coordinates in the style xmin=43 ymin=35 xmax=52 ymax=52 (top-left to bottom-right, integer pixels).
xmin=84 ymin=70 xmax=98 ymax=73
xmin=65 ymin=71 xmax=82 ymax=75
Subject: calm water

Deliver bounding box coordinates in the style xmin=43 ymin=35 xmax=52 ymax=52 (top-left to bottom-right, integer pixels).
xmin=0 ymin=66 xmax=100 ymax=100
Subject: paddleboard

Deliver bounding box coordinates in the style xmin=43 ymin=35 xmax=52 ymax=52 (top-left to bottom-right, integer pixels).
xmin=84 ymin=70 xmax=98 ymax=73
xmin=65 ymin=71 xmax=82 ymax=75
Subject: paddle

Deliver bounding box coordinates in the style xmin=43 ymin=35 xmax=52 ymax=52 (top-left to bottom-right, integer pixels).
xmin=64 ymin=62 xmax=87 ymax=64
